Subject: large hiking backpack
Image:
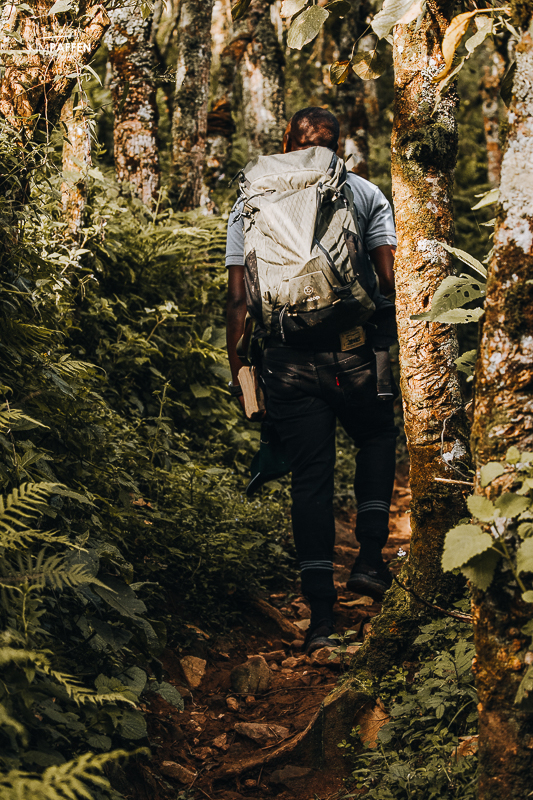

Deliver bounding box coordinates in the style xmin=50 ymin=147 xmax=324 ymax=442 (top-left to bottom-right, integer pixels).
xmin=237 ymin=146 xmax=383 ymax=347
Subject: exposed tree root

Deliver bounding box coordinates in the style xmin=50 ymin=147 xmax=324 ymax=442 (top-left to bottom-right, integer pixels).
xmin=252 ymin=598 xmax=303 ymax=639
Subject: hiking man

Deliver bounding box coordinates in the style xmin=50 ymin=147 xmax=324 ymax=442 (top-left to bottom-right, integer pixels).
xmin=226 ymin=107 xmax=398 ymax=653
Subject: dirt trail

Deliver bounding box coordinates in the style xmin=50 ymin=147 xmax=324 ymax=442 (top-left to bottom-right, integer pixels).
xmin=129 ymin=469 xmax=411 ymax=800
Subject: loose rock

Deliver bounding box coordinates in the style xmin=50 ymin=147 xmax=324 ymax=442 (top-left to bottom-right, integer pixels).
xmin=160 ymin=761 xmax=197 ymax=783
xmin=294 ymin=618 xmax=311 ymax=630
xmin=230 ymin=655 xmax=271 ymax=694
xmin=310 ymin=644 xmax=361 ymax=666
xmin=281 ymin=656 xmax=299 ymax=669
xmin=213 ymin=733 xmax=229 ymax=750
xmin=226 ymin=696 xmax=239 ymax=711
xmin=258 ymin=650 xmax=286 ymax=662
xmin=234 ymin=721 xmax=289 ymax=745
xmin=180 ymin=656 xmax=206 ymax=689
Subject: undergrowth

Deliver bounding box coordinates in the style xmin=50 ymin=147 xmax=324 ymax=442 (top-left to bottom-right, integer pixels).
xmin=0 ymin=122 xmax=295 ymax=796
xmin=341 ymin=608 xmax=478 ymax=800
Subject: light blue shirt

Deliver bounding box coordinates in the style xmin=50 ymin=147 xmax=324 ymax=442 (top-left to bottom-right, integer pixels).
xmin=225 ymin=173 xmax=397 ymax=267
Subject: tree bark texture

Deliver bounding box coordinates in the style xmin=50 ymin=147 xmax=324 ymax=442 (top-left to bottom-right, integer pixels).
xmin=239 ymin=0 xmax=286 ymax=160
xmin=470 ymin=15 xmax=533 ymax=798
xmin=106 ymin=5 xmax=160 ymax=205
xmin=391 ymin=8 xmax=470 ymax=600
xmin=170 ymin=0 xmax=215 ymax=211
xmin=0 ymin=2 xmax=109 ymax=134
xmin=206 ymin=0 xmax=286 ymax=188
xmin=61 ymin=96 xmax=91 ymax=238
xmin=480 ymin=48 xmax=505 ymax=187
xmin=352 ymin=5 xmax=470 ymax=680
xmin=331 ymin=4 xmax=370 ymax=178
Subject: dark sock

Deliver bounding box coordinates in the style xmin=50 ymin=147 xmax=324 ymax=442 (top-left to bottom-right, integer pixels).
xmin=356 ymin=535 xmax=385 ymax=570
xmin=309 ymin=598 xmax=335 ymax=631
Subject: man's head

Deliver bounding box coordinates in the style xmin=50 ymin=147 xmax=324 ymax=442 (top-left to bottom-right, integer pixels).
xmin=283 ymin=107 xmax=340 ymax=154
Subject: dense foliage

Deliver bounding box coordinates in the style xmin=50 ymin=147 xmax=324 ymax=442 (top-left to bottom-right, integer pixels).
xmin=0 ymin=122 xmax=295 ymax=797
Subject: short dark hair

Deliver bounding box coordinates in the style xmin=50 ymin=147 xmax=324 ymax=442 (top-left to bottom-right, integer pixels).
xmin=289 ymin=107 xmax=340 ymax=151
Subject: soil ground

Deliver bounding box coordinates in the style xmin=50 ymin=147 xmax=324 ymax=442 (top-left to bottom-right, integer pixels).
xmin=127 ymin=467 xmax=411 ymax=800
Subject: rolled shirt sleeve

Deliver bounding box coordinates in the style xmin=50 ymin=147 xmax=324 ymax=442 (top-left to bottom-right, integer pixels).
xmin=346 ymin=174 xmax=397 ymax=251
xmin=225 ymin=200 xmax=245 ymax=267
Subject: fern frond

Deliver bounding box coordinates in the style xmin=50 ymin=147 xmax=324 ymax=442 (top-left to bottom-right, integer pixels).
xmin=0 ymin=527 xmax=72 ymax=552
xmin=0 ymin=700 xmax=27 ymax=741
xmin=0 ymin=550 xmax=94 ymax=590
xmin=0 ymin=482 xmax=60 ymax=532
xmin=0 ymin=409 xmax=48 ymax=434
xmin=0 ymin=749 xmax=140 ymax=800
xmin=0 ymin=647 xmax=134 ymax=706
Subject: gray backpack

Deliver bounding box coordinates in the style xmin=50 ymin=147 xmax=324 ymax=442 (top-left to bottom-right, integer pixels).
xmin=237 ymin=146 xmax=381 ymax=347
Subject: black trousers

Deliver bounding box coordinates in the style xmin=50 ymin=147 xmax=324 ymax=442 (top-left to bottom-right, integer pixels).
xmin=261 ymin=343 xmax=398 ymax=610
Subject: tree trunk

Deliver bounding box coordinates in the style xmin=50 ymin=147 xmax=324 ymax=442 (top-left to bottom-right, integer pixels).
xmin=106 ymin=5 xmax=160 ymax=206
xmin=332 ymin=4 xmax=370 ymax=178
xmin=470 ymin=13 xmax=533 ymax=797
xmin=353 ymin=3 xmax=470 ymax=677
xmin=61 ymin=96 xmax=91 ymax=238
xmin=480 ymin=48 xmax=506 ymax=187
xmin=169 ymin=0 xmax=215 ymax=211
xmin=0 ymin=2 xmax=109 ymax=134
xmin=239 ymin=0 xmax=286 ymax=159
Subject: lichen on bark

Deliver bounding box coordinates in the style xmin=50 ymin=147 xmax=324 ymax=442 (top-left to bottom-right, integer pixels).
xmin=169 ymin=0 xmax=215 ymax=211
xmin=60 ymin=95 xmax=91 ymax=238
xmin=106 ymin=5 xmax=160 ymax=206
xmin=470 ymin=15 xmax=533 ymax=797
xmin=0 ymin=1 xmax=109 ymax=134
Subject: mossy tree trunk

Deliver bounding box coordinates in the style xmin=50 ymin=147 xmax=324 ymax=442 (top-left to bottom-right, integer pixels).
xmin=470 ymin=10 xmax=533 ymax=795
xmin=106 ymin=5 xmax=160 ymax=205
xmin=354 ymin=2 xmax=470 ymax=676
xmin=60 ymin=96 xmax=91 ymax=238
xmin=0 ymin=1 xmax=109 ymax=133
xmin=169 ymin=0 xmax=215 ymax=211
xmin=392 ymin=4 xmax=470 ymax=600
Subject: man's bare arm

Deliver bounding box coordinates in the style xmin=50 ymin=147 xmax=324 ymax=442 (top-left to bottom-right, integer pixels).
xmin=369 ymin=244 xmax=396 ymax=297
xmin=226 ymin=264 xmax=248 ymax=401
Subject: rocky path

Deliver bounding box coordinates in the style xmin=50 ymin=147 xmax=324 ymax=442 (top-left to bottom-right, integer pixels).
xmin=129 ymin=469 xmax=411 ymax=800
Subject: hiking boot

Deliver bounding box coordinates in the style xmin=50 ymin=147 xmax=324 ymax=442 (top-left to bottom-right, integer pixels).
xmin=346 ymin=558 xmax=392 ymax=601
xmin=304 ymin=621 xmax=337 ymax=655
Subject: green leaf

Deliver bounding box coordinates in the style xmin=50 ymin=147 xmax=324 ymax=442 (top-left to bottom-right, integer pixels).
xmin=371 ymin=0 xmax=420 ymax=38
xmin=515 ymin=665 xmax=533 ymax=709
xmin=351 ymin=49 xmax=388 ymax=80
xmin=471 ymin=187 xmax=499 ymax=210
xmin=93 ymin=576 xmax=147 ymax=618
xmin=455 ymin=349 xmax=477 ymax=377
xmin=506 ymin=446 xmax=521 ymax=464
xmin=522 ymin=590 xmax=533 ymax=603
xmin=428 ymin=307 xmax=484 ymax=324
xmin=464 ymin=16 xmax=492 ymax=54
xmin=118 ymin=709 xmax=148 ymax=740
xmin=442 ymin=524 xmax=493 ymax=572
xmin=480 ymin=461 xmax=505 ymax=487
xmin=411 ymin=275 xmax=485 ymax=322
xmin=153 ymin=681 xmax=184 ymax=710
xmin=325 ymin=0 xmax=352 ymax=15
xmin=287 ymin=5 xmax=329 ymax=49
xmin=438 ymin=242 xmax=488 ymax=278
xmin=461 ymin=548 xmax=501 ymax=591
xmin=49 ymin=0 xmax=72 ymax=12
xmin=280 ymin=0 xmax=308 ymax=16
xmin=330 ymin=60 xmax=352 ymax=84
xmin=467 ymin=494 xmax=496 ymax=523
xmin=231 ymin=0 xmax=253 ymax=21
xmin=190 ymin=383 xmax=211 ymax=399
xmin=500 ymin=61 xmax=517 ymax=107
xmin=517 ymin=538 xmax=533 ymax=575
xmin=495 ymin=493 xmax=530 ymax=519
xmin=518 ymin=523 xmax=533 ymax=539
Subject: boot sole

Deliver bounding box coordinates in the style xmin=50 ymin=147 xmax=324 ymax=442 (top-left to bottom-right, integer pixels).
xmin=346 ymin=573 xmax=391 ymax=601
